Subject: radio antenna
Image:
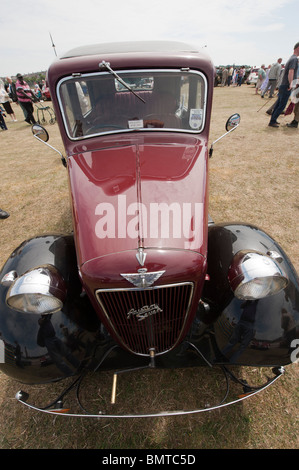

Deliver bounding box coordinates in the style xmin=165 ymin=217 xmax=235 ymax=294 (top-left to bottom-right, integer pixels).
xmin=49 ymin=32 xmax=57 ymax=56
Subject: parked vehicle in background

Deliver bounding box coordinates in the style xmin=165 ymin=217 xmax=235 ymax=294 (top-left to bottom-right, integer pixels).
xmin=0 ymin=41 xmax=298 ymax=419
xmin=246 ymin=68 xmax=259 ymax=85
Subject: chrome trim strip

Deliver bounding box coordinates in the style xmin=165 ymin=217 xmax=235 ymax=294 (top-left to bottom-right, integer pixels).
xmin=15 ymin=367 xmax=285 ymax=419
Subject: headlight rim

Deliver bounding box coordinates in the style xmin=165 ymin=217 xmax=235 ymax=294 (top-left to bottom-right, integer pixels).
xmin=6 ymin=264 xmax=67 ymax=314
xmin=228 ymin=250 xmax=288 ymax=300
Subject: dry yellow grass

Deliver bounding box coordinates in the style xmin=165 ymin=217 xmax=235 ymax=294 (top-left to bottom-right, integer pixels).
xmin=0 ymin=85 xmax=298 ymax=449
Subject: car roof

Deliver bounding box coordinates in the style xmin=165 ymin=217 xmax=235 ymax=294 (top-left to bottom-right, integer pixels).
xmin=60 ymin=41 xmax=200 ymax=59
xmin=47 ymin=40 xmax=215 ymax=88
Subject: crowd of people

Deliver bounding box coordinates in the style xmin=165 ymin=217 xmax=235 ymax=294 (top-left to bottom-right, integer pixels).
xmin=0 ymin=75 xmax=50 ymax=130
xmin=0 ymin=75 xmax=49 ymax=220
xmin=219 ymin=65 xmax=247 ymax=87
xmin=218 ymin=41 xmax=299 ymax=129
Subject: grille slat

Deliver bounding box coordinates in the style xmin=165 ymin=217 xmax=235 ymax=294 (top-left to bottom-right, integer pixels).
xmin=96 ymin=283 xmax=193 ymax=356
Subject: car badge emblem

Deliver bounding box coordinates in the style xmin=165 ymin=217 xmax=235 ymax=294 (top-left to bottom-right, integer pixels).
xmin=121 ymin=269 xmax=165 ymax=288
xmin=127 ymin=304 xmax=163 ymax=321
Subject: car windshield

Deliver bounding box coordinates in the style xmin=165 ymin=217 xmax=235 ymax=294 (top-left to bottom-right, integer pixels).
xmin=58 ymin=69 xmax=207 ymax=139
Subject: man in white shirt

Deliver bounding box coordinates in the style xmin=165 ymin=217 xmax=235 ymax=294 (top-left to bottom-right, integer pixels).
xmin=262 ymin=58 xmax=282 ymax=98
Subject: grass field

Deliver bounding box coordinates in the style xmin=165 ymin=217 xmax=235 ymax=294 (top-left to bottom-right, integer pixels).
xmin=0 ymin=84 xmax=298 ymax=449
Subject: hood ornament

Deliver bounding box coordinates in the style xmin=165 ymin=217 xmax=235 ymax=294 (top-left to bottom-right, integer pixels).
xmin=136 ymin=247 xmax=147 ymax=267
xmin=121 ymin=268 xmax=165 ymax=288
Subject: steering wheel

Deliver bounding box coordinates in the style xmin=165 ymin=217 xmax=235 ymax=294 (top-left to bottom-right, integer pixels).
xmin=143 ymin=114 xmax=165 ymax=128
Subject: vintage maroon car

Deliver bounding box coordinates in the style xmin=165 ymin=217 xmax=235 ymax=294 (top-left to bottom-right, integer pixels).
xmin=0 ymin=41 xmax=298 ymax=418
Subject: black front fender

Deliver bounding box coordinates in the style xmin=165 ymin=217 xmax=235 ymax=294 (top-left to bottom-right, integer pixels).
xmin=0 ymin=234 xmax=101 ymax=384
xmin=203 ymin=223 xmax=299 ymax=366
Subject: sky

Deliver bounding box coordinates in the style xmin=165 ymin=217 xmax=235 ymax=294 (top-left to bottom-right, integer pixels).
xmin=0 ymin=0 xmax=298 ymax=77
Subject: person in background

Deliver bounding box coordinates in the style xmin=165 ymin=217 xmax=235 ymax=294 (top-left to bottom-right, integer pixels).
xmin=287 ymin=100 xmax=299 ymax=128
xmin=0 ymin=79 xmax=17 ymax=122
xmin=261 ymin=58 xmax=282 ymax=98
xmin=255 ymin=65 xmax=266 ymax=95
xmin=286 ymin=58 xmax=299 ymax=128
xmin=15 ymin=73 xmax=37 ymax=124
xmin=0 ymin=105 xmax=8 ymax=130
xmin=6 ymin=77 xmax=18 ymax=104
xmin=269 ymin=42 xmax=299 ymax=128
xmin=232 ymin=68 xmax=238 ymax=86
xmin=34 ymin=83 xmax=42 ymax=100
xmin=227 ymin=66 xmax=234 ymax=86
xmin=260 ymin=64 xmax=271 ymax=96
xmin=237 ymin=66 xmax=246 ymax=86
xmin=221 ymin=67 xmax=228 ymax=86
xmin=265 ymin=66 xmax=285 ymax=115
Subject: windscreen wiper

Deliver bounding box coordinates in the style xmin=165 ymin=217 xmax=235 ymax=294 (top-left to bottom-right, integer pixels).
xmin=99 ymin=61 xmax=146 ymax=103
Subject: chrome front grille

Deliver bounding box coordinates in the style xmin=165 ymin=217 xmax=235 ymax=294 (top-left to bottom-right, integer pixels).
xmin=95 ymin=283 xmax=194 ymax=356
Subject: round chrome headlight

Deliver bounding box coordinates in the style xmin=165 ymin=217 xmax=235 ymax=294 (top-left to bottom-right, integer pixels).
xmin=6 ymin=265 xmax=66 ymax=314
xmin=228 ymin=251 xmax=288 ymax=300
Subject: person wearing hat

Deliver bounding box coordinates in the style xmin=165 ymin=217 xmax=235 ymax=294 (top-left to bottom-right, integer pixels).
xmin=15 ymin=73 xmax=37 ymax=124
xmin=269 ymin=42 xmax=299 ymax=127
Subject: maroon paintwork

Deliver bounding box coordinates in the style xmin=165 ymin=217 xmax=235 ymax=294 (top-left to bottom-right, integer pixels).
xmin=47 ymin=42 xmax=215 ymax=352
xmin=68 ymin=134 xmax=207 ymax=263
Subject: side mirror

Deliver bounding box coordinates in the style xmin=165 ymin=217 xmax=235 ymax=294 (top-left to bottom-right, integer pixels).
xmin=31 ymin=124 xmax=67 ymax=167
xmin=32 ymin=124 xmax=49 ymax=142
xmin=209 ymin=113 xmax=241 ymax=158
xmin=225 ymin=113 xmax=241 ymax=131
